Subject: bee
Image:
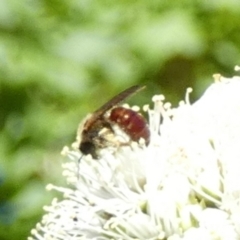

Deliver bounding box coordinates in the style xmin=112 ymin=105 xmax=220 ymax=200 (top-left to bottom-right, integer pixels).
xmin=78 ymin=85 xmax=150 ymax=159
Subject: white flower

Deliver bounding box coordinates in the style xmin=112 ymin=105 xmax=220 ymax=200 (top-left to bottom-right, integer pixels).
xmin=29 ymin=74 xmax=240 ymax=240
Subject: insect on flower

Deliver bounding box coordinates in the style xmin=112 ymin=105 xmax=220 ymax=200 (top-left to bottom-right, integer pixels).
xmin=78 ymin=85 xmax=150 ymax=159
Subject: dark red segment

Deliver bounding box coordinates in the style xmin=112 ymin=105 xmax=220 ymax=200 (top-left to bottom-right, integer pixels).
xmin=109 ymin=107 xmax=150 ymax=145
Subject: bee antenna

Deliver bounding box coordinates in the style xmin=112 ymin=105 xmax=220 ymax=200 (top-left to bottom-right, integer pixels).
xmin=77 ymin=154 xmax=83 ymax=180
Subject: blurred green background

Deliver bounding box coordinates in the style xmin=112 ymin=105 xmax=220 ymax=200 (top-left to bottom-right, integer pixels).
xmin=0 ymin=0 xmax=240 ymax=239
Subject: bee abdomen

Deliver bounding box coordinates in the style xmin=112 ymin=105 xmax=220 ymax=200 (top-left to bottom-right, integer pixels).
xmin=109 ymin=107 xmax=150 ymax=145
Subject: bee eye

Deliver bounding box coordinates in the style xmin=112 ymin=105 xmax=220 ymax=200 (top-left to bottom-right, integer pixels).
xmin=79 ymin=141 xmax=97 ymax=159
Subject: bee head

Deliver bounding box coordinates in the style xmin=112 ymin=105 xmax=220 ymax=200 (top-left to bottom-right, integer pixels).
xmin=79 ymin=141 xmax=98 ymax=159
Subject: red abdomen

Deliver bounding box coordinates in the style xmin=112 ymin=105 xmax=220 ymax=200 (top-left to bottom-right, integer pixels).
xmin=109 ymin=107 xmax=150 ymax=145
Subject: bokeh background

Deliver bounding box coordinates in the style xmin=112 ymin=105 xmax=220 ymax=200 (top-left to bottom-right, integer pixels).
xmin=0 ymin=0 xmax=240 ymax=239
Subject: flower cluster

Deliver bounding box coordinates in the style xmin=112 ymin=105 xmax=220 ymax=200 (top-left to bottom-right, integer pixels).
xmin=29 ymin=74 xmax=240 ymax=240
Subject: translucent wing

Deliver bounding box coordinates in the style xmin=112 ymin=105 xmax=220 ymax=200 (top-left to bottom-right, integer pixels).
xmin=85 ymin=85 xmax=145 ymax=127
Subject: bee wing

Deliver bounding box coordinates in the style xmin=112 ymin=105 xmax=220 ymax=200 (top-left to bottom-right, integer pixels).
xmin=83 ymin=85 xmax=145 ymax=130
xmin=94 ymin=85 xmax=145 ymax=116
